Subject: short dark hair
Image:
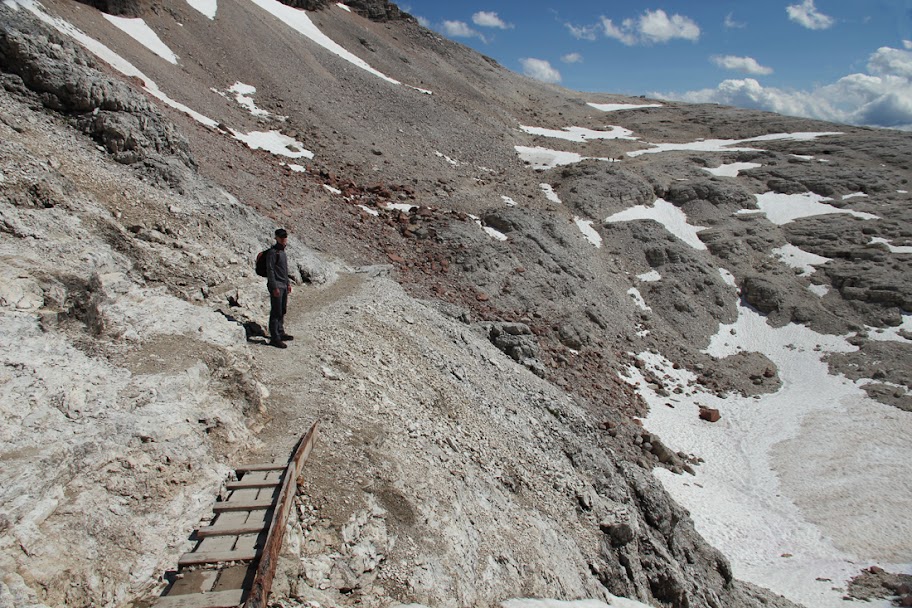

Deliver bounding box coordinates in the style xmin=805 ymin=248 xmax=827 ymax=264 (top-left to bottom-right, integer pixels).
xmin=275 ymin=228 xmax=288 ymax=238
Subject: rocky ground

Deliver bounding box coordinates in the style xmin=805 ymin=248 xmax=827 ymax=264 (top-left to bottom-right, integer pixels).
xmin=1 ymin=2 xmax=910 ymax=608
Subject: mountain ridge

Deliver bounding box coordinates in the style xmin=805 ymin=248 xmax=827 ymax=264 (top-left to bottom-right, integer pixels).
xmin=0 ymin=2 xmax=910 ymax=608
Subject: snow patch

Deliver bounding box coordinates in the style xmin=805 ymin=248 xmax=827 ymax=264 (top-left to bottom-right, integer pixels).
xmin=468 ymin=214 xmax=508 ymax=241
xmin=605 ymin=199 xmax=707 ymax=250
xmin=703 ymin=161 xmax=762 ymax=177
xmin=630 ymin=132 xmax=841 ymax=158
xmin=744 ymin=191 xmax=879 ymax=225
xmin=539 ymin=183 xmax=561 ymax=204
xmin=807 ymin=284 xmax=829 ymax=297
xmin=285 ymin=163 xmax=306 ymax=173
xmin=335 ymin=2 xmax=351 ymax=11
xmin=627 ymin=287 xmax=650 ymax=311
xmin=358 ymin=205 xmax=379 ymax=216
xmin=186 ymin=0 xmax=217 ymax=19
xmin=520 ymin=125 xmax=637 ymax=142
xmin=102 ymin=15 xmax=178 ymax=64
xmin=226 ymin=82 xmax=271 ymax=117
xmin=502 ymin=196 xmax=518 ymax=207
xmin=587 ymin=102 xmax=663 ymax=112
xmin=771 ymin=244 xmax=831 ymax=276
xmin=637 ymin=270 xmax=662 ymax=282
xmin=718 ymin=268 xmax=737 ymax=287
xmin=383 ymin=203 xmax=417 ymax=213
xmin=230 ymin=129 xmax=313 ymax=159
xmin=574 ymin=218 xmax=602 ymax=248
xmin=869 ymin=237 xmax=912 ymax=253
xmin=323 ymin=185 xmax=341 ymax=195
xmin=842 ymin=192 xmax=868 ymax=200
xmin=515 ymin=146 xmax=615 ymax=171
xmin=435 ymin=151 xmax=459 ymax=166
xmin=865 ymin=313 xmax=912 ymax=342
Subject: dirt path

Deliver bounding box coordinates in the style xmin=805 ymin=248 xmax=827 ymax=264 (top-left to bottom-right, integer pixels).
xmin=242 ymin=271 xmax=369 ymax=462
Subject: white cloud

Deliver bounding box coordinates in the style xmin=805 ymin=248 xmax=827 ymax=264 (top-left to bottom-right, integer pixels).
xmin=581 ymin=9 xmax=699 ymax=46
xmin=711 ymin=55 xmax=773 ymax=75
xmin=787 ymin=0 xmax=835 ymax=30
xmin=566 ymin=22 xmax=598 ymax=41
xmin=561 ymin=52 xmax=583 ymax=64
xmin=724 ymin=12 xmax=746 ymax=29
xmin=415 ymin=15 xmax=430 ymax=28
xmin=638 ymin=9 xmax=700 ymax=43
xmin=600 ymin=17 xmax=637 ymax=46
xmin=442 ymin=20 xmax=483 ymax=40
xmin=520 ymin=58 xmax=562 ymax=84
xmin=657 ymin=44 xmax=912 ymax=130
xmin=905 ymin=40 xmax=912 ymax=50
xmin=472 ymin=11 xmax=511 ymax=29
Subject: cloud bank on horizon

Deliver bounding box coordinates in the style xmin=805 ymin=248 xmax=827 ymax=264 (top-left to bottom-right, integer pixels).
xmin=408 ymin=1 xmax=912 ymax=131
xmin=658 ymin=42 xmax=912 ymax=131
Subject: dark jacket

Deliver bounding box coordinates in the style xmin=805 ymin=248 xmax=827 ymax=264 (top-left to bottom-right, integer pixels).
xmin=266 ymin=245 xmax=289 ymax=292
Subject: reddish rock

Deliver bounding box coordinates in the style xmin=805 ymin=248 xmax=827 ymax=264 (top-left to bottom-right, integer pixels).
xmin=699 ymin=407 xmax=721 ymax=422
xmin=900 ymin=595 xmax=912 ymax=607
xmin=476 ymin=292 xmax=490 ymax=302
xmin=386 ymin=252 xmax=405 ymax=263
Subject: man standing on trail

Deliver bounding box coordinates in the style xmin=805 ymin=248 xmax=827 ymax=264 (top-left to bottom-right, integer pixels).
xmin=266 ymin=228 xmax=293 ymax=349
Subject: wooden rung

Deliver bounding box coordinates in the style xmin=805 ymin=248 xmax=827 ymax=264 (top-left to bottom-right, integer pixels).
xmin=196 ymin=522 xmax=269 ymax=538
xmin=212 ymin=499 xmax=274 ymax=512
xmin=225 ymin=479 xmax=281 ymax=490
xmin=154 ymin=588 xmax=245 ymax=608
xmin=178 ymin=549 xmax=258 ymax=566
xmin=235 ymin=463 xmax=285 ymax=472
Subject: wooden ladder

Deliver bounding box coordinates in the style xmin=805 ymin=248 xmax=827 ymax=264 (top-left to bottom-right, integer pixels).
xmin=152 ymin=422 xmax=318 ymax=608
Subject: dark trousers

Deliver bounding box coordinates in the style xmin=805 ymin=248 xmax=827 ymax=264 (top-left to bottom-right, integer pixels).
xmin=269 ymin=289 xmax=287 ymax=340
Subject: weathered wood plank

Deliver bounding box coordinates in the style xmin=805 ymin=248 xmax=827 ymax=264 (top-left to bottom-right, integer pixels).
xmin=153 ymin=588 xmax=245 ymax=608
xmin=212 ymin=500 xmax=274 ymax=512
xmin=225 ymin=479 xmax=281 ymax=490
xmin=165 ymin=570 xmax=219 ymax=595
xmin=213 ymin=565 xmax=253 ymax=592
xmin=234 ymin=464 xmax=284 ymax=473
xmin=177 ymin=549 xmax=258 ymax=567
xmin=196 ymin=522 xmax=268 ymax=538
xmin=244 ymin=422 xmax=318 ymax=608
xmin=197 ymin=534 xmax=236 ymax=555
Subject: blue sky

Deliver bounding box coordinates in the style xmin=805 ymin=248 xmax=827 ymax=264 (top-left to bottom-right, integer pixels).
xmin=399 ymin=1 xmax=912 ymax=129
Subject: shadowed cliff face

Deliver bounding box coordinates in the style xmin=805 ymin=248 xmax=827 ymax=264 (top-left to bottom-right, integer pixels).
xmin=0 ymin=3 xmax=909 ymax=608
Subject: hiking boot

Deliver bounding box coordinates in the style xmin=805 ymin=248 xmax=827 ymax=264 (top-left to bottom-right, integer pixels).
xmin=280 ymin=334 xmax=294 ymax=341
xmin=269 ymin=339 xmax=287 ymax=349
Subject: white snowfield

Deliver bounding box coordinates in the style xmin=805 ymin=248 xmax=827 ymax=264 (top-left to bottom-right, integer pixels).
xmin=605 ymin=199 xmax=707 ymax=250
xmin=229 ymin=129 xmax=314 ymax=159
xmin=637 ymin=270 xmax=662 ymax=282
xmin=744 ymin=191 xmax=879 ymax=225
xmin=102 ymin=14 xmax=178 ymax=64
xmin=631 ymin=297 xmax=912 ymax=608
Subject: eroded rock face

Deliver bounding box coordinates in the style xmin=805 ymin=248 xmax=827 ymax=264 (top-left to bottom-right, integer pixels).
xmin=0 ymin=15 xmax=194 ymax=170
xmin=72 ymin=0 xmax=147 ymax=17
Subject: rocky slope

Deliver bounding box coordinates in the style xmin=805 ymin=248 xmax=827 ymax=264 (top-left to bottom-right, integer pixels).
xmin=0 ymin=2 xmax=909 ymax=608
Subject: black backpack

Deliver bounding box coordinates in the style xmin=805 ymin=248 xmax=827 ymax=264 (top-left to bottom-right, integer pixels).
xmin=255 ymin=247 xmax=271 ymax=277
